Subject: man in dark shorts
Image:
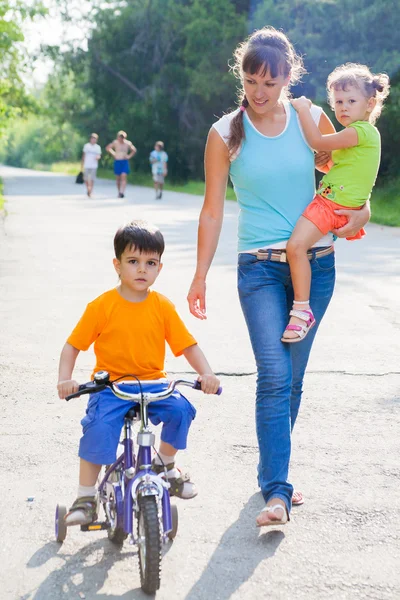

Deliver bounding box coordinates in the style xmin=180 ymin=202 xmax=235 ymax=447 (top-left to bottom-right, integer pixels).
xmin=106 ymin=131 xmax=137 ymax=198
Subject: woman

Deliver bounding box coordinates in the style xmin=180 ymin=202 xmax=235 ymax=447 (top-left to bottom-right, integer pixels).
xmin=187 ymin=27 xmax=370 ymax=527
xmin=106 ymin=131 xmax=137 ymax=198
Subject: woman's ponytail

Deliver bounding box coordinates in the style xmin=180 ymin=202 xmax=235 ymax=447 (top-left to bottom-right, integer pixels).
xmin=227 ymin=96 xmax=248 ymax=158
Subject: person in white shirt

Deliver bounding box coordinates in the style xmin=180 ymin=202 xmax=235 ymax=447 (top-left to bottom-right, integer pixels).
xmin=81 ymin=133 xmax=101 ymax=197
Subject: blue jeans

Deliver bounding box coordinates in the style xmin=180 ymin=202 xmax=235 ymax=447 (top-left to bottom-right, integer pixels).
xmin=79 ymin=383 xmax=196 ymax=465
xmin=237 ymin=250 xmax=336 ymax=513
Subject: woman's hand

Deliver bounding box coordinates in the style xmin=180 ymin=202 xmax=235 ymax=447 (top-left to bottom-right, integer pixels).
xmin=187 ymin=277 xmax=207 ymax=320
xmin=332 ymin=202 xmax=371 ymax=238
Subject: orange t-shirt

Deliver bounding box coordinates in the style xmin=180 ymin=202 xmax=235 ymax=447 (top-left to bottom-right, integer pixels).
xmin=67 ymin=289 xmax=197 ymax=380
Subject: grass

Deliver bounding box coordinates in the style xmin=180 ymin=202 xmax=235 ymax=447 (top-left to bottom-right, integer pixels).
xmin=370 ymin=178 xmax=400 ymax=227
xmin=30 ymin=161 xmax=400 ymax=224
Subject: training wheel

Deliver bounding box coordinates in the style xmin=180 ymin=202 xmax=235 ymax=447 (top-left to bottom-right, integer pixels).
xmin=168 ymin=504 xmax=178 ymax=540
xmin=55 ymin=504 xmax=67 ymax=543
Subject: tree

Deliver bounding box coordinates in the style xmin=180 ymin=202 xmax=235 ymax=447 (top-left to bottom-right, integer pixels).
xmin=0 ymin=1 xmax=46 ymax=136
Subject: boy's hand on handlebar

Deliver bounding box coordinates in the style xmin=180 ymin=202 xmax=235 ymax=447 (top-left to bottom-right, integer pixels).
xmin=57 ymin=379 xmax=79 ymax=400
xmin=197 ymin=373 xmax=220 ymax=395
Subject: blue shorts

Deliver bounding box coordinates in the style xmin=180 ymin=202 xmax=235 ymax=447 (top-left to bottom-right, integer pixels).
xmin=114 ymin=159 xmax=130 ymax=175
xmin=79 ymin=382 xmax=196 ymax=465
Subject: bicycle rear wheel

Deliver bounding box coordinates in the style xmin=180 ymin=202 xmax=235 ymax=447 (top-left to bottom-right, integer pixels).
xmin=137 ymin=495 xmax=161 ymax=594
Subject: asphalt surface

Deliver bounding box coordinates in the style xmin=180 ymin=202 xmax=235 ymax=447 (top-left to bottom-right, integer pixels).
xmin=0 ymin=166 xmax=399 ymax=600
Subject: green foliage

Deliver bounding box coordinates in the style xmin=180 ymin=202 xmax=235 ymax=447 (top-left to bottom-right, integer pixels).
xmin=370 ymin=177 xmax=400 ymax=227
xmin=253 ymin=0 xmax=400 ymax=97
xmin=0 ymin=114 xmax=83 ymax=168
xmin=2 ymin=0 xmax=400 ymax=191
xmin=0 ymin=1 xmax=46 ymax=135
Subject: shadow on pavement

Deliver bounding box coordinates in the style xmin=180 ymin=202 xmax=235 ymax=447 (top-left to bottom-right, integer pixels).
xmin=185 ymin=493 xmax=285 ymax=600
xmin=22 ymin=537 xmax=147 ymax=600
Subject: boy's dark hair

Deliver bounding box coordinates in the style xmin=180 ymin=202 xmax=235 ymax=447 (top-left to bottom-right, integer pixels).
xmin=114 ymin=220 xmax=165 ymax=260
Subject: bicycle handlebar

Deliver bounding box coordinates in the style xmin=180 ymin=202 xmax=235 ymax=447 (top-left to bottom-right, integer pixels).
xmin=65 ymin=371 xmax=222 ymax=402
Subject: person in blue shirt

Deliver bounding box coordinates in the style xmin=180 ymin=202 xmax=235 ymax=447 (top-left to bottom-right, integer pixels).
xmin=187 ymin=26 xmax=370 ymax=527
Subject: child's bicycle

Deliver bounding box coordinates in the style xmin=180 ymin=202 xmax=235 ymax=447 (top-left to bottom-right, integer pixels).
xmin=55 ymin=370 xmax=221 ymax=594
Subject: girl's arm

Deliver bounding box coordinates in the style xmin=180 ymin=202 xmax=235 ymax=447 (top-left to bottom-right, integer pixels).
xmin=57 ymin=342 xmax=80 ymax=399
xmin=187 ymin=128 xmax=230 ymax=319
xmin=292 ymin=97 xmax=358 ymax=151
xmin=182 ymin=344 xmax=220 ymax=394
xmin=315 ymin=111 xmax=336 ymax=173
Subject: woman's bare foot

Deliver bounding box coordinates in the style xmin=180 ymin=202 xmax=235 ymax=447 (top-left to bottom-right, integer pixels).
xmin=256 ymin=498 xmax=288 ymax=527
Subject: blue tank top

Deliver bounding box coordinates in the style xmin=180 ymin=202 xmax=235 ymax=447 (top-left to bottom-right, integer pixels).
xmin=228 ymin=104 xmax=317 ymax=252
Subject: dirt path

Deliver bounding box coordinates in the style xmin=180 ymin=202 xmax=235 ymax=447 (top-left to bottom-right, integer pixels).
xmin=1 ymin=166 xmax=399 ymax=600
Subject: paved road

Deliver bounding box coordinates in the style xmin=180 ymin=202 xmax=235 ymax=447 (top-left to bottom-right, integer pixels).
xmin=1 ymin=166 xmax=399 ymax=600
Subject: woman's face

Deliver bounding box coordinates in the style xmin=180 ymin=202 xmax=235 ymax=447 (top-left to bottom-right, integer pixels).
xmin=243 ymin=68 xmax=290 ymax=115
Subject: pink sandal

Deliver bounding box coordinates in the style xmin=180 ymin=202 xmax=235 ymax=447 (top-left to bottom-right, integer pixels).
xmin=281 ymin=308 xmax=316 ymax=343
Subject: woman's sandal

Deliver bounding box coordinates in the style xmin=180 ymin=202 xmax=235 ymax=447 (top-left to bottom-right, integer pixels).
xmin=281 ymin=309 xmax=316 ymax=343
xmin=64 ymin=496 xmax=97 ymax=527
xmin=152 ymin=461 xmax=198 ymax=499
xmin=256 ymin=503 xmax=289 ymax=527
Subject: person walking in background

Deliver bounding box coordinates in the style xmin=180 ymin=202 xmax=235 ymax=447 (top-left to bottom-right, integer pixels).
xmin=149 ymin=141 xmax=168 ymax=200
xmin=187 ymin=27 xmax=370 ymax=528
xmin=106 ymin=131 xmax=137 ymax=198
xmin=81 ymin=133 xmax=101 ymax=198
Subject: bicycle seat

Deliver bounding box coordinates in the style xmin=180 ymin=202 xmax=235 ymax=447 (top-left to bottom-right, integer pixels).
xmin=125 ymin=406 xmax=139 ymax=421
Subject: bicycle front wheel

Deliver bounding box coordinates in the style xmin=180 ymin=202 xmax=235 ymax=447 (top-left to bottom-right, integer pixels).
xmin=137 ymin=495 xmax=161 ymax=594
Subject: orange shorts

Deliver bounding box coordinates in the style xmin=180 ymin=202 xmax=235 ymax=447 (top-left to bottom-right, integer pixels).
xmin=303 ymin=194 xmax=366 ymax=241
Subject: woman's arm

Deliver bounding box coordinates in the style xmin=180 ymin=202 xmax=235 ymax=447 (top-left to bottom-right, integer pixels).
xmin=292 ymin=97 xmax=358 ymax=152
xmin=187 ymin=128 xmax=230 ymax=319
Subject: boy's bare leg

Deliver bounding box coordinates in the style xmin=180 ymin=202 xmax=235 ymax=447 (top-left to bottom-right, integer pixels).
xmin=284 ymin=216 xmax=324 ymax=339
xmin=116 ymin=174 xmax=121 ymax=195
xmin=158 ymin=440 xmax=177 ymax=461
xmin=79 ymin=457 xmax=102 ymax=487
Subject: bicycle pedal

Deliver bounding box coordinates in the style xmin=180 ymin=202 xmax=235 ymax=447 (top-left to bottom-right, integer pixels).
xmin=80 ymin=521 xmax=110 ymax=532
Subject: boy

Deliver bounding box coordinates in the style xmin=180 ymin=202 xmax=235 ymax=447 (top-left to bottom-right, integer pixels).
xmin=57 ymin=220 xmax=220 ymax=526
xmin=81 ymin=133 xmax=101 ymax=198
xmin=149 ymin=141 xmax=168 ymax=200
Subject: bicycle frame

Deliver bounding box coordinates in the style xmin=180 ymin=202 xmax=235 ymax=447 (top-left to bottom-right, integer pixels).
xmin=97 ymin=395 xmax=172 ymax=539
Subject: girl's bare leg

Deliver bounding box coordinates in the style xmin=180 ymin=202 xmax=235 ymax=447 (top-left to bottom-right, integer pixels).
xmin=284 ymin=216 xmax=325 ymax=339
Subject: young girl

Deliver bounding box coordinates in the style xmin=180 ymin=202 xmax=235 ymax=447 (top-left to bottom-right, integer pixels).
xmin=282 ymin=63 xmax=390 ymax=343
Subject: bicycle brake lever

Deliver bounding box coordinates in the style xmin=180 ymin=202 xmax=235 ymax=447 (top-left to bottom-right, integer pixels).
xmin=65 ymin=381 xmax=107 ymax=401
